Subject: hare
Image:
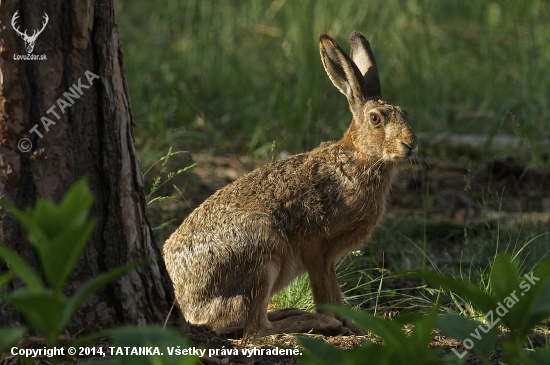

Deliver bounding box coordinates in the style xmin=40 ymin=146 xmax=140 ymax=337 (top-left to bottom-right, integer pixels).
xmin=164 ymin=31 xmax=417 ymax=336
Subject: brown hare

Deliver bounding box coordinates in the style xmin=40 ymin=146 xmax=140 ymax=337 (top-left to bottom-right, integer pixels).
xmin=164 ymin=31 xmax=417 ymax=336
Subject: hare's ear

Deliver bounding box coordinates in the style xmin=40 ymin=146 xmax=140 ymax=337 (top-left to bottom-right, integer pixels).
xmin=349 ymin=31 xmax=381 ymax=99
xmin=319 ymin=33 xmax=368 ymax=105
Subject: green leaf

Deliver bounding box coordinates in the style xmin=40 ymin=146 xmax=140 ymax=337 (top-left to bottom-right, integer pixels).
xmin=529 ymin=280 xmax=550 ymax=320
xmin=436 ymin=314 xmax=495 ymax=364
xmin=301 ymin=307 xmax=442 ymax=365
xmin=0 ymin=327 xmax=27 ymax=353
xmin=328 ymin=306 xmax=406 ymax=346
xmin=56 ymin=178 xmax=94 ymax=227
xmin=0 ymin=245 xmax=43 ymax=290
xmin=24 ymin=179 xmax=94 ymax=242
xmin=35 ymin=180 xmax=96 ymax=292
xmin=413 ymin=304 xmax=440 ymax=349
xmin=2 ymin=200 xmax=52 ymax=250
xmin=489 ymin=255 xmax=520 ymax=302
xmin=2 ymin=179 xmax=96 ymax=292
xmin=298 ymin=336 xmax=349 ymax=365
xmin=40 ymin=218 xmax=97 ymax=292
xmin=5 ymin=289 xmax=67 ymax=345
xmin=528 ymin=260 xmax=550 ymax=319
xmin=513 ymin=260 xmax=550 ymax=335
xmin=527 ymin=348 xmax=550 ymax=365
xmin=63 ymin=264 xmax=135 ymax=326
xmin=0 ymin=271 xmax=13 ymax=291
xmin=488 ymin=259 xmax=550 ymax=335
xmin=350 ymin=341 xmax=392 ymax=364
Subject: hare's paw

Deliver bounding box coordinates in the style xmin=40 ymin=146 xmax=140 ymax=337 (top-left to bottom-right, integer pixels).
xmin=317 ymin=313 xmax=345 ymax=333
xmin=340 ymin=320 xmax=367 ymax=336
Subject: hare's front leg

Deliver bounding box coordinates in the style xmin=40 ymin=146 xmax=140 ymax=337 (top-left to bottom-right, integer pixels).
xmin=304 ymin=253 xmax=365 ymax=335
xmin=243 ymin=260 xmax=343 ymax=336
xmin=304 ymin=254 xmax=343 ymax=310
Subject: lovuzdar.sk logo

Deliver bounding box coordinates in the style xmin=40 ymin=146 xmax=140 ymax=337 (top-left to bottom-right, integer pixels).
xmin=11 ymin=10 xmax=48 ymax=61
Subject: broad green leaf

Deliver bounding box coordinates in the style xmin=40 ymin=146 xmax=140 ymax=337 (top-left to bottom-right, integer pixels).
xmin=526 ymin=348 xmax=550 ymax=365
xmin=390 ymin=308 xmax=441 ymax=364
xmin=413 ymin=304 xmax=440 ymax=349
xmin=529 ymin=260 xmax=550 ymax=319
xmin=501 ymin=340 xmax=538 ymax=365
xmin=489 ymin=255 xmax=520 ymax=302
xmin=517 ymin=278 xmax=550 ymax=336
xmin=301 ymin=307 xmax=442 ymax=365
xmin=501 ymin=260 xmax=550 ymax=335
xmin=298 ymin=336 xmax=349 ymax=365
xmin=56 ymin=178 xmax=94 ymax=227
xmin=31 ymin=199 xmax=60 ymax=238
xmin=5 ymin=289 xmax=67 ymax=345
xmin=2 ymin=200 xmax=52 ymax=249
xmin=349 ymin=341 xmax=392 ymax=364
xmin=22 ymin=179 xmax=94 ymax=242
xmin=529 ymin=280 xmax=550 ymax=319
xmin=436 ymin=314 xmax=495 ymax=364
xmin=40 ymin=219 xmax=97 ymax=292
xmin=63 ymin=264 xmax=136 ymax=326
xmin=0 ymin=245 xmax=43 ymax=290
xmin=327 ymin=306 xmax=405 ymax=346
xmin=0 ymin=327 xmax=26 ymax=353
xmin=0 ymin=272 xmax=13 ymax=291
xmin=3 ymin=179 xmax=96 ymax=292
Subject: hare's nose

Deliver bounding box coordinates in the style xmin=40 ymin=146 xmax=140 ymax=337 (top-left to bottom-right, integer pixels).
xmin=401 ymin=141 xmax=418 ymax=157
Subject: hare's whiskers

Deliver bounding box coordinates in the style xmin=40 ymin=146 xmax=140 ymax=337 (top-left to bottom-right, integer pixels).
xmin=365 ymin=157 xmax=384 ymax=176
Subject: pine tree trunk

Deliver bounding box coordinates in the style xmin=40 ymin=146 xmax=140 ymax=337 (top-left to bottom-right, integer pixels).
xmin=0 ymin=0 xmax=177 ymax=332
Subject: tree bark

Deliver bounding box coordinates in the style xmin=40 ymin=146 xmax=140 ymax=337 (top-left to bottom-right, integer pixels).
xmin=0 ymin=0 xmax=177 ymax=332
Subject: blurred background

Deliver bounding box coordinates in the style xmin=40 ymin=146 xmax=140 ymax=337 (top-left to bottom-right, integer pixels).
xmin=118 ymin=0 xmax=549 ymax=156
xmin=117 ymin=0 xmax=550 ymax=303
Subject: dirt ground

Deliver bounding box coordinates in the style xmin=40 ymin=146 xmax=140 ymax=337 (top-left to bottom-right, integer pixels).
xmin=185 ymin=325 xmax=550 ymax=365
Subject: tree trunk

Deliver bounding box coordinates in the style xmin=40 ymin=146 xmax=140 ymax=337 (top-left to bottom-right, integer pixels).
xmin=0 ymin=0 xmax=177 ymax=332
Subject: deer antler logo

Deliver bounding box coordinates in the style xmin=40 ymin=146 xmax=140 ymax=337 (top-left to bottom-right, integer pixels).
xmin=11 ymin=10 xmax=49 ymax=54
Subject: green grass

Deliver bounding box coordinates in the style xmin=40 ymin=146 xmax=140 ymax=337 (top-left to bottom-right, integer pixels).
xmin=118 ymin=0 xmax=550 ymax=155
xmin=268 ymin=255 xmax=435 ymax=315
xmin=270 ymin=273 xmax=314 ymax=311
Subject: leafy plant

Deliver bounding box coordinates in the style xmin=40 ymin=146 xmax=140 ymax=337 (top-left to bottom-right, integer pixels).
xmin=0 ymin=179 xmax=133 ymax=346
xmin=299 ymin=255 xmax=550 ymax=365
xmin=0 ymin=179 xmax=199 ymax=364
xmin=299 ymin=305 xmax=447 ymax=365
xmin=407 ymin=254 xmax=550 ymax=364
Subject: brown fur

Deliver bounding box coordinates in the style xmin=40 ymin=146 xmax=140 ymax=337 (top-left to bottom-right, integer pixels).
xmin=163 ymin=31 xmax=418 ymax=336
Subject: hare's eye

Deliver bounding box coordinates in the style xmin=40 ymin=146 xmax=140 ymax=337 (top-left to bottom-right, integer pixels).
xmin=370 ymin=113 xmax=381 ymax=126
